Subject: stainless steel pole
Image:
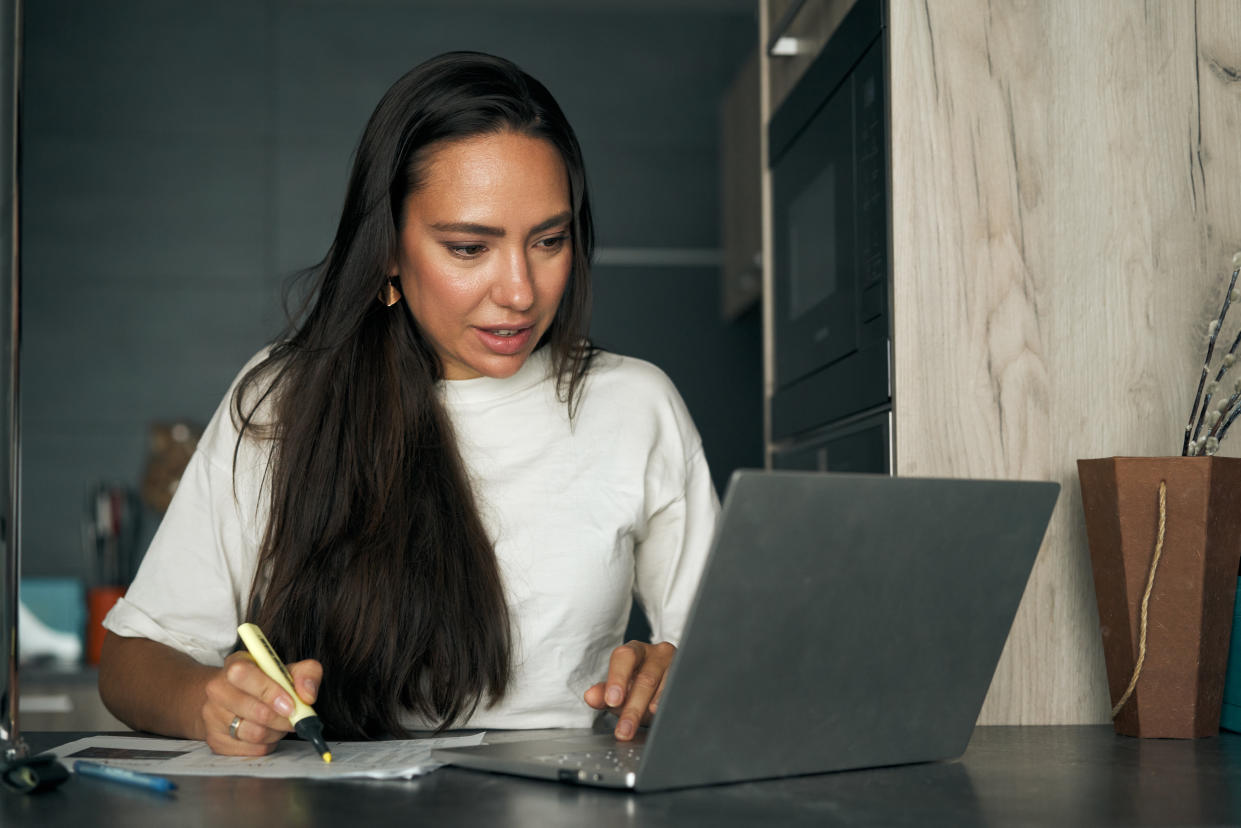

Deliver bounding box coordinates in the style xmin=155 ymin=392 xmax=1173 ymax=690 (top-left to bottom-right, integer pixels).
xmin=0 ymin=0 xmax=23 ymax=763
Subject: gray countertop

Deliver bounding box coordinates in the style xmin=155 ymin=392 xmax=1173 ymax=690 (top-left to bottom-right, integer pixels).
xmin=18 ymin=666 xmax=127 ymax=732
xmin=6 ymin=725 xmax=1241 ymax=827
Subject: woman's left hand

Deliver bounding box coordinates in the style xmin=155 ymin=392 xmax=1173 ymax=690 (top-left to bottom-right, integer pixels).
xmin=583 ymin=640 xmax=676 ymax=741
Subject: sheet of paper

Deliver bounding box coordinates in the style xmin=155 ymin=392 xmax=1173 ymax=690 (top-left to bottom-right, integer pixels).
xmin=47 ymin=732 xmax=485 ymax=780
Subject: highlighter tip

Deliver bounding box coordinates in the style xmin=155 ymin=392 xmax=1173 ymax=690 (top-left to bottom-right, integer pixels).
xmin=322 ymin=752 xmax=332 ymax=763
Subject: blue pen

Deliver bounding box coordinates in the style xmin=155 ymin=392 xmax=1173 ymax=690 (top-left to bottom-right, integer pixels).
xmin=73 ymin=760 xmax=177 ymax=793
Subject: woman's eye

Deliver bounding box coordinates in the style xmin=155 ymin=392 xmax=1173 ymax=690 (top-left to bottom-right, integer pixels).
xmin=448 ymin=244 xmax=486 ymax=258
xmin=537 ymin=235 xmax=568 ymax=251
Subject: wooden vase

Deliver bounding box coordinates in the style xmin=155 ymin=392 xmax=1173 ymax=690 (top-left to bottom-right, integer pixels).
xmin=1077 ymin=456 xmax=1241 ymax=738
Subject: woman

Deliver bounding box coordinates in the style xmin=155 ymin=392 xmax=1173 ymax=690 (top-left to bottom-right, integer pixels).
xmin=98 ymin=52 xmax=718 ymax=756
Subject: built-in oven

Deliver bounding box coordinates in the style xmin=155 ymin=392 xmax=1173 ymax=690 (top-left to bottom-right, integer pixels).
xmin=768 ymin=0 xmax=889 ymax=471
xmin=770 ymin=408 xmax=890 ymax=475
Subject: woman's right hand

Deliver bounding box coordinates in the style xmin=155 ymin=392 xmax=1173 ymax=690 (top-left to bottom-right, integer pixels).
xmin=201 ymin=650 xmax=323 ymax=756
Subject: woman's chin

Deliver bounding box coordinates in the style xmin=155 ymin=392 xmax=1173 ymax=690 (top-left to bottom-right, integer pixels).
xmin=442 ymin=350 xmax=532 ymax=381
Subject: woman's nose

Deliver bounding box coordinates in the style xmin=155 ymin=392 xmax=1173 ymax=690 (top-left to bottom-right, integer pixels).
xmin=492 ymin=249 xmax=535 ymax=311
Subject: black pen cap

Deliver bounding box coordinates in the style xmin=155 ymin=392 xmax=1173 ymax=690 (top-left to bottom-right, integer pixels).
xmin=294 ymin=716 xmax=332 ymax=763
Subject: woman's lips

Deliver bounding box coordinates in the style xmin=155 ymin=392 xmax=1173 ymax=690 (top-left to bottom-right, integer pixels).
xmin=474 ymin=325 xmax=534 ymax=355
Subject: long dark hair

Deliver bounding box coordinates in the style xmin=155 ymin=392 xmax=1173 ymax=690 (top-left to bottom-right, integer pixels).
xmin=232 ymin=52 xmax=594 ymax=738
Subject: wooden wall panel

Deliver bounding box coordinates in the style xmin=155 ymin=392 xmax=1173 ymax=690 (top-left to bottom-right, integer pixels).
xmin=890 ymin=0 xmax=1241 ymax=724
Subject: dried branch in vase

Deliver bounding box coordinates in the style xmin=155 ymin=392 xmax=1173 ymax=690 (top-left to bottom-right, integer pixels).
xmin=1184 ymin=252 xmax=1241 ymax=455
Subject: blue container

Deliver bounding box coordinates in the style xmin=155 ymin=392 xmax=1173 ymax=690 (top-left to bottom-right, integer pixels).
xmin=1223 ymin=577 xmax=1241 ymax=732
xmin=20 ymin=577 xmax=85 ymax=638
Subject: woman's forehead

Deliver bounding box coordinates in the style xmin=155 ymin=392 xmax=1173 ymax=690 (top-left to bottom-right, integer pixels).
xmin=409 ymin=132 xmax=571 ymax=226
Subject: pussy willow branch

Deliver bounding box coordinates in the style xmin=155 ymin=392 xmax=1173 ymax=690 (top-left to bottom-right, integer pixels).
xmin=1193 ymin=329 xmax=1241 ymax=448
xmin=1216 ymin=399 xmax=1241 ymax=446
xmin=1194 ymin=390 xmax=1240 ymax=455
xmin=1184 ymin=266 xmax=1241 ymax=455
xmin=1208 ymin=387 xmax=1241 ymax=439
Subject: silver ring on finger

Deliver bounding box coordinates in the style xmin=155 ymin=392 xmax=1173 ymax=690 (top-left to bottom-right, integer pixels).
xmin=229 ymin=715 xmax=243 ymax=741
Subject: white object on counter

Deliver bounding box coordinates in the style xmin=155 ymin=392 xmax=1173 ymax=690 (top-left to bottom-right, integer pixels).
xmin=19 ymin=600 xmax=83 ymax=663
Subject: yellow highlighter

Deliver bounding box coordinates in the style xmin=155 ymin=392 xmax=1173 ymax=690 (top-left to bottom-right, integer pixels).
xmin=237 ymin=622 xmax=332 ymax=763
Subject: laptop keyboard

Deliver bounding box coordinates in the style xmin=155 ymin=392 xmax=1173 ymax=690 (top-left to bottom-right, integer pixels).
xmin=532 ymin=745 xmax=644 ymax=775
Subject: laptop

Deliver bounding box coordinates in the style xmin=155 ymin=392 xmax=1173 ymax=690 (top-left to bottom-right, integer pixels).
xmin=435 ymin=470 xmax=1059 ymax=791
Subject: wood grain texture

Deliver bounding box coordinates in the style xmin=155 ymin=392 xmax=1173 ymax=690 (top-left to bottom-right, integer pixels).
xmin=890 ymin=0 xmax=1241 ymax=724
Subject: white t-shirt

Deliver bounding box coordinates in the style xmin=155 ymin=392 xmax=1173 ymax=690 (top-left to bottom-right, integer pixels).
xmin=104 ymin=346 xmax=720 ymax=730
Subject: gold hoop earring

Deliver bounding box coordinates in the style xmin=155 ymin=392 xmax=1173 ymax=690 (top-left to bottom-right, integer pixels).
xmin=379 ymin=276 xmax=402 ymax=307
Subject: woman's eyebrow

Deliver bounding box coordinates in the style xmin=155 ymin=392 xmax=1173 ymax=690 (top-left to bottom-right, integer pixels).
xmin=431 ymin=221 xmax=505 ymax=237
xmin=528 ymin=211 xmax=572 ymax=236
xmin=430 ymin=211 xmax=572 ymax=238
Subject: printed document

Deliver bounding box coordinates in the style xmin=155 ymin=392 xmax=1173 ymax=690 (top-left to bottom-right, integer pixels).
xmin=48 ymin=732 xmax=485 ymax=780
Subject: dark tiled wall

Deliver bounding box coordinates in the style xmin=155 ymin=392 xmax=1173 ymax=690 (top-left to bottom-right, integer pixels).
xmin=20 ymin=1 xmax=760 ymax=577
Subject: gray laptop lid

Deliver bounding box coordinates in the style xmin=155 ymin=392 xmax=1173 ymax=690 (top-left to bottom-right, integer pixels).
xmin=632 ymin=470 xmax=1059 ymax=790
